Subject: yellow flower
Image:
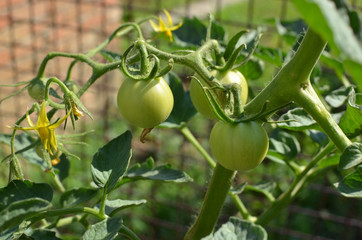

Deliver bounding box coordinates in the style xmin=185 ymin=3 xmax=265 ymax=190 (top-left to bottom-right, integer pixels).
xmin=71 ymin=101 xmax=84 ymax=120
xmin=149 ymin=9 xmax=182 ymax=42
xmin=10 ymin=102 xmax=71 ymax=154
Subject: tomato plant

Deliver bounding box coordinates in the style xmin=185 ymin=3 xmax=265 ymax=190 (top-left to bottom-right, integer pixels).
xmin=1 ymin=1 xmax=361 ymax=239
xmin=190 ymin=70 xmax=248 ymax=119
xmin=209 ymin=121 xmax=269 ymax=171
xmin=117 ymin=77 xmax=174 ymax=129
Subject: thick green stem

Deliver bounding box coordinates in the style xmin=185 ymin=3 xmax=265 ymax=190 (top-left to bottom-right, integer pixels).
xmin=293 ymin=84 xmax=351 ymax=151
xmin=184 ymin=163 xmax=236 ymax=240
xmin=256 ymin=142 xmax=335 ymax=226
xmin=244 ymin=28 xmax=327 ymax=116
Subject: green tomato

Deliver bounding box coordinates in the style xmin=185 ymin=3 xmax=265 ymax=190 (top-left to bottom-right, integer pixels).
xmin=190 ymin=70 xmax=248 ymax=119
xmin=28 ymin=79 xmax=46 ymax=101
xmin=209 ymin=121 xmax=269 ymax=171
xmin=117 ymin=77 xmax=174 ymax=128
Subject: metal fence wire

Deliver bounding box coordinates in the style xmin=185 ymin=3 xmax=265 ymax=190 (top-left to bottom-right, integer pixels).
xmin=0 ymin=0 xmax=361 ymax=239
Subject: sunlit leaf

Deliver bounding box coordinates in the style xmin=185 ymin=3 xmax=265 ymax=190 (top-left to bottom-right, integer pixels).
xmin=82 ymin=217 xmax=123 ymax=240
xmin=325 ymin=86 xmax=353 ymax=108
xmin=202 ymin=217 xmax=267 ymax=240
xmin=268 ymin=130 xmax=301 ymax=161
xmin=277 ymin=108 xmax=319 ymax=131
xmin=123 ymin=157 xmax=192 ymax=183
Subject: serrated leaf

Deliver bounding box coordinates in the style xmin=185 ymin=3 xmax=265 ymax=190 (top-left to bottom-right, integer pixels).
xmin=0 ymin=198 xmax=51 ymax=232
xmin=124 ymin=157 xmax=192 ymax=183
xmin=325 ymin=86 xmax=353 ymax=108
xmin=339 ymin=90 xmax=362 ymax=137
xmin=338 ymin=143 xmax=362 ymax=171
xmin=60 ymin=188 xmax=98 ymax=207
xmin=202 ymin=217 xmax=267 ymax=240
xmin=91 ymin=131 xmax=132 ymax=193
xmin=0 ymin=180 xmax=53 ymax=212
xmin=277 ymin=108 xmax=319 ymax=131
xmin=82 ymin=217 xmax=123 ymax=240
xmin=95 ymin=199 xmax=146 ymax=216
xmin=335 ymin=165 xmax=362 ymax=198
xmin=160 ymin=72 xmax=197 ymax=128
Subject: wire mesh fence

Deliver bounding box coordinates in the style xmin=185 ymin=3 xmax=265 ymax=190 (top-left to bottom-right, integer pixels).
xmin=0 ymin=0 xmax=361 ymax=239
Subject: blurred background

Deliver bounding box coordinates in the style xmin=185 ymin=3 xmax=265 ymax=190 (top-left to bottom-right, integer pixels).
xmin=0 ymin=0 xmax=361 ymax=239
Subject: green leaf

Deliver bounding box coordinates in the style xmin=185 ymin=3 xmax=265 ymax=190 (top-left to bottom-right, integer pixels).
xmin=173 ymin=17 xmax=207 ymax=48
xmin=320 ymin=52 xmax=345 ymax=78
xmin=237 ymin=57 xmax=264 ymax=80
xmin=292 ymin=0 xmax=362 ymax=90
xmin=223 ymin=30 xmax=249 ymax=61
xmin=0 ymin=198 xmax=51 ymax=232
xmin=0 ymin=180 xmax=53 ymax=212
xmin=53 ymin=154 xmax=70 ymax=182
xmin=338 ymin=143 xmax=362 ymax=171
xmin=268 ymin=130 xmax=301 ymax=161
xmin=100 ymin=50 xmax=122 ymax=62
xmin=202 ymin=217 xmax=267 ymax=240
xmin=318 ymin=153 xmax=340 ymax=170
xmin=325 ymin=86 xmax=353 ymax=108
xmin=275 ymin=18 xmax=308 ymax=45
xmin=95 ymin=199 xmax=147 ymax=216
xmin=245 ymin=182 xmax=276 ymax=202
xmin=124 ymin=157 xmax=193 ymax=183
xmin=91 ymin=131 xmax=132 ymax=193
xmin=174 ymin=17 xmax=226 ymax=48
xmin=339 ymin=90 xmax=362 ymax=137
xmin=23 ymin=229 xmax=61 ymax=240
xmin=254 ymin=46 xmax=286 ymax=67
xmin=60 ymin=188 xmax=98 ymax=207
xmin=230 ymin=182 xmax=247 ymax=195
xmin=82 ymin=217 xmax=123 ymax=240
xmin=277 ymin=108 xmax=319 ymax=131
xmin=335 ymin=165 xmax=362 ymax=198
xmin=160 ymin=72 xmax=197 ymax=128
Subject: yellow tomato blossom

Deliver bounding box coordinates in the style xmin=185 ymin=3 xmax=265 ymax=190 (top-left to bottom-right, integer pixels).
xmin=149 ymin=9 xmax=182 ymax=42
xmin=10 ymin=102 xmax=71 ymax=154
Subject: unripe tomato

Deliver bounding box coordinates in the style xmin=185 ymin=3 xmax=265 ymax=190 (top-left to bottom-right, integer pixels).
xmin=209 ymin=121 xmax=269 ymax=171
xmin=28 ymin=78 xmax=46 ymax=101
xmin=190 ymin=70 xmax=248 ymax=119
xmin=117 ymin=77 xmax=174 ymax=128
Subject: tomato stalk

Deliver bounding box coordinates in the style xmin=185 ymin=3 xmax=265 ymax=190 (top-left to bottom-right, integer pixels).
xmin=184 ymin=163 xmax=236 ymax=240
